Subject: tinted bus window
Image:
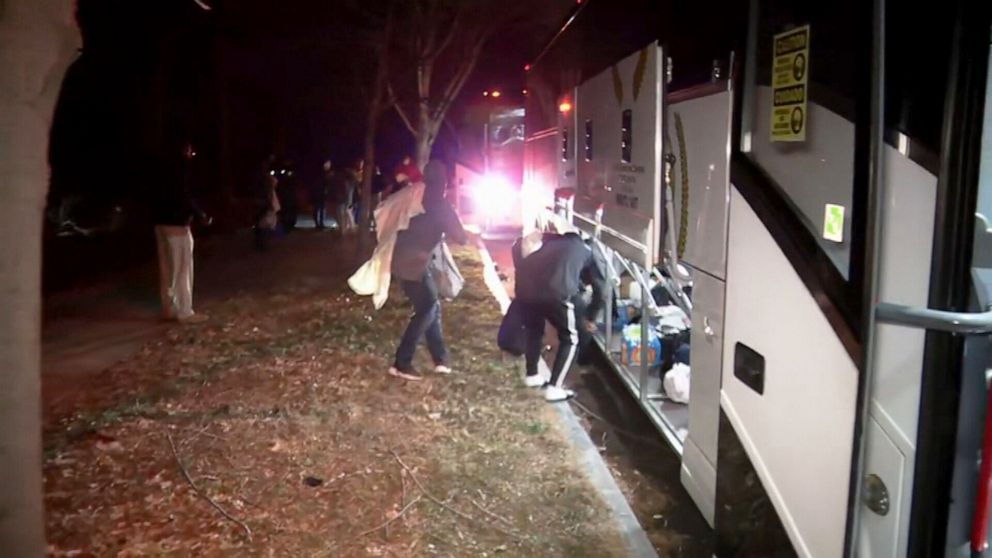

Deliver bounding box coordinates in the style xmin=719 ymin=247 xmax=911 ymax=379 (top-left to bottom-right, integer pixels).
xmin=741 ymin=0 xmax=871 ymax=279
xmin=884 ymin=5 xmax=954 ymax=171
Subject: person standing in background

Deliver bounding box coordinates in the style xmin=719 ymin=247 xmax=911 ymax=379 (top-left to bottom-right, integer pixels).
xmin=330 ymin=161 xmax=355 ymax=233
xmin=310 ymin=160 xmax=331 ymax=229
xmin=153 ymin=143 xmax=211 ymax=324
xmin=351 ymin=158 xmax=365 ymax=227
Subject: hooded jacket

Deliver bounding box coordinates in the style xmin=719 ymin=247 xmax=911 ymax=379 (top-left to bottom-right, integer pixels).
xmin=515 ymin=232 xmax=608 ymax=320
xmin=391 ymin=161 xmax=467 ymax=281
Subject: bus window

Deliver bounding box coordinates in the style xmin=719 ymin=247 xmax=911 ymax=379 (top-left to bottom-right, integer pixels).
xmin=621 ymin=109 xmax=632 ymax=163
xmin=740 ymin=0 xmax=871 ymax=279
xmin=585 ymin=119 xmax=593 ymax=161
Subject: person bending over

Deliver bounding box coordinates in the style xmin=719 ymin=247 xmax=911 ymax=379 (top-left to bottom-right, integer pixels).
xmin=514 ymin=221 xmax=606 ymax=401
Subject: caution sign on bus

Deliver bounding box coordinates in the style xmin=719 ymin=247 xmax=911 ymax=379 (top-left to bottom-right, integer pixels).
xmin=770 ymin=25 xmax=809 ymax=142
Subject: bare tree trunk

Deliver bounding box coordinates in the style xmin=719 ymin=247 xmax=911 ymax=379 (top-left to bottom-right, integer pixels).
xmin=0 ymin=1 xmax=79 ymax=553
xmin=414 ymin=135 xmax=432 ymax=169
xmin=358 ymin=112 xmax=377 ymax=240
xmin=358 ymin=6 xmax=394 ymax=240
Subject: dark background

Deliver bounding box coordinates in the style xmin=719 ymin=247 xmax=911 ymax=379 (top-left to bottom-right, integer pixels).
xmin=45 ymin=0 xmax=572 ymax=292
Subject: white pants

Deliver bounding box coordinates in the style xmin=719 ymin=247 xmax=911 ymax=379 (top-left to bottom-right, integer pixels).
xmin=155 ymin=225 xmax=195 ymax=319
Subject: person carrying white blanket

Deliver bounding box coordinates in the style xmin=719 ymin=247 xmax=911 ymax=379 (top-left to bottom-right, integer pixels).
xmin=348 ymin=160 xmax=468 ymax=382
xmin=347 ymin=181 xmax=426 ymax=309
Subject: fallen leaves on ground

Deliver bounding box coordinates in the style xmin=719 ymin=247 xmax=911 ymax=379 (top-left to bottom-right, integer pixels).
xmin=44 ymin=241 xmax=625 ymax=557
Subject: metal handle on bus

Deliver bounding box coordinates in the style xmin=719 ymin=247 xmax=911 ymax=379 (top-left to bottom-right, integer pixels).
xmin=703 ymin=316 xmax=715 ymax=338
xmin=875 ymin=302 xmax=992 ymax=334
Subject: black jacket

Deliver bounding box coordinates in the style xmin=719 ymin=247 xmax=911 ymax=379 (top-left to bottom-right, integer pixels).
xmin=514 ymin=232 xmax=608 ymax=320
xmin=153 ymin=154 xmax=204 ymax=226
xmin=392 ymin=161 xmax=468 ymax=281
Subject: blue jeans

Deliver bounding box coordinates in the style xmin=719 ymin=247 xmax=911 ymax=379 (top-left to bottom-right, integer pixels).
xmin=394 ymin=273 xmax=448 ymax=369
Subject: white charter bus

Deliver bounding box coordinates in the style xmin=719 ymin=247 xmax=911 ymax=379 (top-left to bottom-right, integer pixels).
xmin=523 ymin=0 xmax=992 ymax=555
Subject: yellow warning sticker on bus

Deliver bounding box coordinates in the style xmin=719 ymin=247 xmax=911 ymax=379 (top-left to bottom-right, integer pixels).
xmin=771 ymin=25 xmax=809 ymax=142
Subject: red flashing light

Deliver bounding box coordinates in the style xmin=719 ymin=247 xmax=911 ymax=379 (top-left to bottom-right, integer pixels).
xmin=524 ymin=64 xmax=531 ymax=72
xmin=483 ymin=90 xmax=489 ymax=97
xmin=559 ymin=100 xmax=573 ymax=113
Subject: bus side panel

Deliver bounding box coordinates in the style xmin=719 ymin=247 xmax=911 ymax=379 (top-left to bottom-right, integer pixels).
xmin=718 ymin=187 xmax=858 ymax=557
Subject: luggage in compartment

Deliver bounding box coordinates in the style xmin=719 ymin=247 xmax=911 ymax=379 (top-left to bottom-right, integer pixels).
xmin=619 ymin=324 xmax=663 ymax=367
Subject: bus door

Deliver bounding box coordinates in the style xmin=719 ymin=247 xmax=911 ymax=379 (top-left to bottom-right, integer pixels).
xmin=860 ymin=2 xmax=992 ymax=556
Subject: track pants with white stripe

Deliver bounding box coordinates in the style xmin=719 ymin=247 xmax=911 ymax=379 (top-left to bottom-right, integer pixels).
xmin=522 ymin=296 xmax=583 ymax=388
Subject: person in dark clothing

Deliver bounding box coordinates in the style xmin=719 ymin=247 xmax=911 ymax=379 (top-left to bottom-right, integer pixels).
xmin=371 ymin=165 xmax=388 ymax=204
xmin=153 ymin=143 xmax=211 ymax=324
xmin=514 ymin=226 xmax=607 ymax=401
xmin=388 ymin=160 xmax=469 ymax=381
xmin=330 ymin=163 xmax=356 ymax=233
xmin=351 ymin=159 xmax=365 ymax=227
xmin=276 ymin=159 xmax=299 ymax=231
xmin=311 ymin=160 xmax=331 ymax=229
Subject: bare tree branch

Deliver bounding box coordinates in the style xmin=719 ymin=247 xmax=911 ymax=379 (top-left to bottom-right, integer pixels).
xmin=388 ymin=82 xmax=418 ymax=135
xmin=425 ymin=4 xmax=464 ymax=60
xmin=432 ymin=34 xmax=487 ymax=122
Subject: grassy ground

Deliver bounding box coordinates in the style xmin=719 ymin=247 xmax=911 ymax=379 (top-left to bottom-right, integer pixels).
xmin=43 ymin=243 xmax=626 ymax=556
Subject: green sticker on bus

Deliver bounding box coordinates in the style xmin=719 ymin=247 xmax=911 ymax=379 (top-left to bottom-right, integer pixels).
xmin=823 ymin=203 xmax=845 ymax=242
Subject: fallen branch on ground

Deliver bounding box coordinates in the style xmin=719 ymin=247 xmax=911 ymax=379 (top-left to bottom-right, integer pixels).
xmin=389 ymin=449 xmax=526 ymax=541
xmin=470 ymin=499 xmax=515 ymax=527
xmin=355 ymin=495 xmax=423 ymax=539
xmin=166 ymin=431 xmax=253 ymax=542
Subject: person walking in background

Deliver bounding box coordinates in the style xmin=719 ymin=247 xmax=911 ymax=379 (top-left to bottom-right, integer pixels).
xmin=254 ymin=168 xmax=280 ymax=250
xmin=311 ymin=160 xmax=331 ymax=229
xmin=154 ymin=143 xmax=211 ymax=324
xmin=351 ymin=158 xmax=365 ymax=227
xmin=330 ymin=161 xmax=355 ymax=233
xmin=388 ymin=160 xmax=468 ymax=381
xmin=276 ymin=158 xmax=299 ymax=232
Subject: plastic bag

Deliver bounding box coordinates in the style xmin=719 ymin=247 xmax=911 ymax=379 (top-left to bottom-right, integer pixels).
xmin=430 ymin=241 xmax=464 ymax=299
xmin=663 ymin=363 xmax=691 ymax=404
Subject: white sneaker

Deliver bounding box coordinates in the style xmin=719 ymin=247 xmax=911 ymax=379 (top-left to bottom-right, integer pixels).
xmin=523 ymin=375 xmax=546 ymax=388
xmin=544 ymin=385 xmax=575 ymax=402
xmin=434 ymin=364 xmax=453 ymax=374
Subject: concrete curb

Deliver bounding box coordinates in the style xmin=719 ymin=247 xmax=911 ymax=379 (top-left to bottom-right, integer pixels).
xmin=475 ymin=241 xmax=658 ymax=558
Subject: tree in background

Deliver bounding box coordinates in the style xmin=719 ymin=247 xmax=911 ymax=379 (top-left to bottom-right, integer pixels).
xmin=0 ymin=0 xmax=79 ymax=552
xmin=388 ymin=0 xmax=532 ymax=168
xmin=353 ymin=4 xmax=395 ymax=237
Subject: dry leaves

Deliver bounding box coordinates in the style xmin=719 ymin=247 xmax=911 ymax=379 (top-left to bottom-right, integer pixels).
xmin=43 ymin=243 xmax=625 ymax=557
